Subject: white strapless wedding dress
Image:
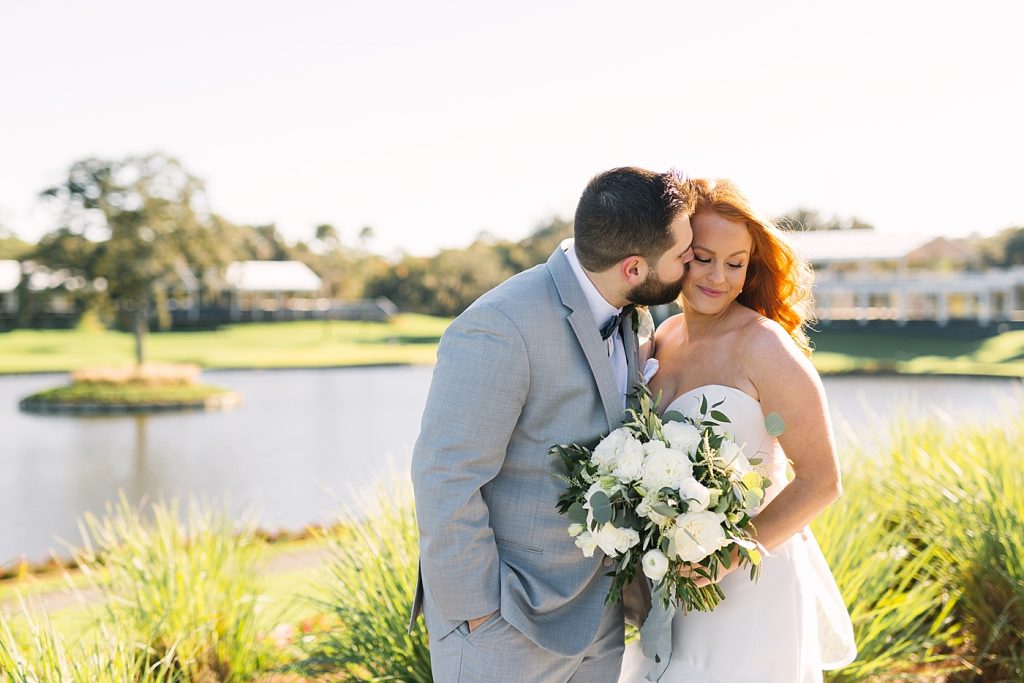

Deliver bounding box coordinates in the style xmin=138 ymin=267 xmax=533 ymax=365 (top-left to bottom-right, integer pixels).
xmin=619 ymin=385 xmax=857 ymax=683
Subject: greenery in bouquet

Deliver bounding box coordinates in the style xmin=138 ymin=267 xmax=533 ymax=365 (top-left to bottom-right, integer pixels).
xmin=553 ymin=385 xmax=773 ymax=612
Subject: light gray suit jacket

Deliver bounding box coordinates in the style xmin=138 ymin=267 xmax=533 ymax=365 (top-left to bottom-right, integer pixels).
xmin=410 ymin=243 xmax=644 ymax=657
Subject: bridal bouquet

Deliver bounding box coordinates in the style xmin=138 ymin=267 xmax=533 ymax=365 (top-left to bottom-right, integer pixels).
xmin=553 ymin=386 xmax=772 ymax=612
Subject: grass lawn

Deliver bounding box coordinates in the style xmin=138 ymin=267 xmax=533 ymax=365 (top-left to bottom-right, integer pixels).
xmin=0 ymin=315 xmax=450 ymax=374
xmin=809 ymin=328 xmax=1024 ymax=377
xmin=2 ymin=315 xmax=1023 ymax=378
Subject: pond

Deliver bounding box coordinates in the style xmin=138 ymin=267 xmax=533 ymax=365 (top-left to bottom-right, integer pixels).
xmin=1 ymin=367 xmax=1021 ymax=565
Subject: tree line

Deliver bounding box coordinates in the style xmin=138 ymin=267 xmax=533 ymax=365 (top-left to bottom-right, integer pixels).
xmin=3 ymin=152 xmax=1023 ymax=338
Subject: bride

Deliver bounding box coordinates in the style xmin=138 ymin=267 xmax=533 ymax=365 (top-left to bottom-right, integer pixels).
xmin=620 ymin=178 xmax=856 ymax=682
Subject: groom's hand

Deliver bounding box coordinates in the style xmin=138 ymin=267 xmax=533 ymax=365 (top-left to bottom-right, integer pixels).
xmin=467 ymin=611 xmax=497 ymax=632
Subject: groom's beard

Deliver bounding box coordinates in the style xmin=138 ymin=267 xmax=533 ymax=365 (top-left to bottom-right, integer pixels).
xmin=626 ymin=272 xmax=683 ymax=306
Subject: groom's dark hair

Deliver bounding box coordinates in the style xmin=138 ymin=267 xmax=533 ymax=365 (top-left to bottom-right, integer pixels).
xmin=573 ymin=167 xmax=694 ymax=272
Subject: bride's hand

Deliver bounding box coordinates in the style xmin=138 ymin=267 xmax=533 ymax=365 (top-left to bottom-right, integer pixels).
xmin=677 ymin=548 xmax=742 ymax=587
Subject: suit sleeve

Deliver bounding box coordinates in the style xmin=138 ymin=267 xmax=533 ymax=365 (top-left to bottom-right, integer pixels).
xmin=411 ymin=303 xmax=530 ymax=623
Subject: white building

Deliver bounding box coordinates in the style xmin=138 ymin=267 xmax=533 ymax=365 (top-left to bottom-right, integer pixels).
xmin=0 ymin=260 xmax=22 ymax=317
xmin=788 ymin=230 xmax=1024 ymax=325
xmin=223 ymin=260 xmax=325 ymax=321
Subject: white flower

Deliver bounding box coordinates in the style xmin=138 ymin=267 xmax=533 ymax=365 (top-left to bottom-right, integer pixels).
xmin=641 ymin=441 xmax=693 ymax=491
xmin=567 ymin=523 xmax=585 ymax=537
xmin=677 ymin=476 xmax=711 ymax=513
xmin=592 ymin=428 xmax=645 ymax=476
xmin=636 ymin=494 xmax=672 ymax=526
xmin=720 ymin=441 xmax=753 ymax=476
xmin=582 ymin=479 xmax=620 ymax=525
xmin=611 ymin=442 xmax=645 ymax=482
xmin=593 ymin=522 xmax=641 ymax=557
xmin=661 ymin=421 xmax=702 ymax=455
xmin=575 ymin=530 xmax=599 ymax=557
xmin=669 ymin=511 xmax=728 ymax=563
xmin=642 ymin=549 xmax=669 ymax=581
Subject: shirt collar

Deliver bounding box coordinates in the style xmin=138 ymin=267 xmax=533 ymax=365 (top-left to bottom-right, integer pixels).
xmin=564 ymin=240 xmax=622 ymax=331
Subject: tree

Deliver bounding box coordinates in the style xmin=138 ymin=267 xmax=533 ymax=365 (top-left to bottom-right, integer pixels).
xmin=358 ymin=225 xmax=375 ymax=248
xmin=1002 ymin=228 xmax=1024 ymax=266
xmin=0 ymin=226 xmax=32 ymax=260
xmin=315 ymin=223 xmax=341 ymax=251
xmin=41 ymin=153 xmax=226 ymax=364
xmin=775 ymin=208 xmax=874 ymax=232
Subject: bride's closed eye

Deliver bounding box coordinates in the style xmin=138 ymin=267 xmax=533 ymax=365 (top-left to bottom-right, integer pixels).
xmin=693 ymin=256 xmax=745 ymax=269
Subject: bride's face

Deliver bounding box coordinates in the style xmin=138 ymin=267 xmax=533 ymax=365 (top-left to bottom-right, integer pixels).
xmin=682 ymin=210 xmax=752 ymax=315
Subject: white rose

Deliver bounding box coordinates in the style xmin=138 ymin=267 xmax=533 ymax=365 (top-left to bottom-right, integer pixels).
xmin=611 ymin=442 xmax=645 ymax=482
xmin=662 ymin=421 xmax=702 ymax=455
xmin=677 ymin=476 xmax=711 ymax=513
xmin=593 ymin=522 xmax=641 ymax=557
xmin=568 ymin=523 xmax=585 ymax=537
xmin=642 ymin=549 xmax=669 ymax=582
xmin=592 ymin=428 xmax=645 ymax=476
xmin=641 ymin=442 xmax=693 ymax=491
xmin=636 ymin=494 xmax=673 ymax=526
xmin=720 ymin=441 xmax=753 ymax=476
xmin=575 ymin=530 xmax=599 ymax=557
xmin=669 ymin=511 xmax=728 ymax=563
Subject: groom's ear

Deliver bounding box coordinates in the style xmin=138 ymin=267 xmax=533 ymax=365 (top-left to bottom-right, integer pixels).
xmin=618 ymin=255 xmax=649 ymax=286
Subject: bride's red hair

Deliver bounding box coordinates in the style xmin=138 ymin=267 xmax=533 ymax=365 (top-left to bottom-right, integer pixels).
xmin=690 ymin=178 xmax=815 ymax=355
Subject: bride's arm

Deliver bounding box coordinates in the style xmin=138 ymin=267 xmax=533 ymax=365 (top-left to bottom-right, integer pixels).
xmin=687 ymin=320 xmax=840 ymax=587
xmin=739 ymin=320 xmax=842 ymax=552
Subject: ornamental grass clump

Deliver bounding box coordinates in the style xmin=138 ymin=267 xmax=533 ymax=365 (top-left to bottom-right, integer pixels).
xmin=814 ymin=465 xmax=964 ymax=681
xmin=0 ymin=599 xmax=176 ymax=682
xmin=294 ymin=480 xmax=431 ymax=683
xmin=816 ymin=413 xmax=1024 ymax=682
xmin=888 ymin=416 xmax=1024 ymax=681
xmin=71 ymin=495 xmax=272 ymax=681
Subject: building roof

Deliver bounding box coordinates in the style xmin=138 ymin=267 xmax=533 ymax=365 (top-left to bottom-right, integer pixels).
xmin=786 ymin=229 xmax=948 ymax=264
xmin=0 ymin=260 xmax=21 ymax=292
xmin=224 ymin=261 xmax=322 ymax=293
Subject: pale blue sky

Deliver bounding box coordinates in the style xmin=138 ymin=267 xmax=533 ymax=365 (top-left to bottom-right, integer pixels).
xmin=2 ymin=0 xmax=1022 ymax=255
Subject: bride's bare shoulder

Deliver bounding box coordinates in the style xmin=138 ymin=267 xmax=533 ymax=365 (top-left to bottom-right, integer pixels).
xmin=738 ymin=314 xmax=816 ymax=384
xmin=653 ymin=312 xmax=687 ymax=352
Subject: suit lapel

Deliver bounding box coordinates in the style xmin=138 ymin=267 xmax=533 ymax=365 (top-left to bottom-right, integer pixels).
xmin=548 ymin=244 xmax=624 ymax=432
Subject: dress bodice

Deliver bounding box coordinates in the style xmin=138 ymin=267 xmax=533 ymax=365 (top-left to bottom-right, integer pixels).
xmin=663 ymin=384 xmax=788 ymax=511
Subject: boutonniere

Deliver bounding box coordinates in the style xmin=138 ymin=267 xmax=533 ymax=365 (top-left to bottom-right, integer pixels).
xmin=632 ymin=306 xmax=655 ymax=341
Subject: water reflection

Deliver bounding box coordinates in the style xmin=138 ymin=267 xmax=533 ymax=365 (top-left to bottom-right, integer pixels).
xmin=1 ymin=368 xmax=1020 ymax=565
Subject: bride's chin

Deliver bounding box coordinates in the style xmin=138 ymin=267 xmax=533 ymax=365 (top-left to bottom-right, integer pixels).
xmin=682 ymin=296 xmax=728 ymax=317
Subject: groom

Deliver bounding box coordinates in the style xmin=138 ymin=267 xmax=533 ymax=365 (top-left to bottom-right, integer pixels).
xmin=410 ymin=167 xmax=696 ymax=682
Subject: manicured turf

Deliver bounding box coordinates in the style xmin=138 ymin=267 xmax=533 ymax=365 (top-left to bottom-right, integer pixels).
xmin=0 ymin=315 xmax=449 ymax=374
xmin=1 ymin=316 xmax=1022 ymax=377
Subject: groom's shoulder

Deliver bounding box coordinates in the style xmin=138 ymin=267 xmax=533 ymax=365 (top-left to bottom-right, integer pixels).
xmin=466 ymin=261 xmax=558 ymax=320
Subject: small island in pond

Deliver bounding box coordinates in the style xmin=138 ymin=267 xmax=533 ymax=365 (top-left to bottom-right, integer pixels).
xmin=19 ymin=363 xmax=240 ymax=415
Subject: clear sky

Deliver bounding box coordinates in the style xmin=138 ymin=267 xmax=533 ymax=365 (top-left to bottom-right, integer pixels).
xmin=2 ymin=0 xmax=1022 ymax=255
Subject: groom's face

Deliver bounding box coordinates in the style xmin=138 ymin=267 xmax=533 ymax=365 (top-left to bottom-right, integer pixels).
xmin=626 ymin=212 xmax=694 ymax=306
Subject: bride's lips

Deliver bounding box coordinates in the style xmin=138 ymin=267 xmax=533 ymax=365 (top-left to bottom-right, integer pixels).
xmin=698 ymin=285 xmax=725 ymax=298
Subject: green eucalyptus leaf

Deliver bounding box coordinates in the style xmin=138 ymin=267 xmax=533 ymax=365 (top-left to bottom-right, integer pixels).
xmin=764 ymin=412 xmax=786 ymax=437
xmin=661 ymin=410 xmax=686 ymax=424
xmin=651 ymin=503 xmax=678 ymax=518
xmin=709 ymin=410 xmax=731 ymax=423
xmin=567 ymin=502 xmax=588 ymax=525
xmin=700 ymin=395 xmax=708 ymax=414
xmin=590 ymin=491 xmax=613 ymax=524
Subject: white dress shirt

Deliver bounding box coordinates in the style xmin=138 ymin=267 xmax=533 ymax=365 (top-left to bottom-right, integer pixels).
xmin=565 ymin=244 xmax=629 ymax=405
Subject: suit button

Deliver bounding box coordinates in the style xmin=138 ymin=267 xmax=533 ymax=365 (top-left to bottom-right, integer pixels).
xmin=603 ymin=556 xmax=614 ymax=567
